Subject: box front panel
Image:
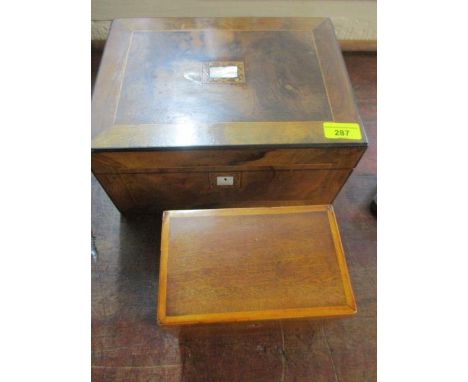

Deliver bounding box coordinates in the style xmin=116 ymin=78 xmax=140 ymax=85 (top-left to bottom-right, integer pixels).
xmin=95 ymin=168 xmax=352 ymax=213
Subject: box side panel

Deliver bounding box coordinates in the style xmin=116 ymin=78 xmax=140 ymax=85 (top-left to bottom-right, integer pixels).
xmin=92 ymin=172 xmax=136 ymax=213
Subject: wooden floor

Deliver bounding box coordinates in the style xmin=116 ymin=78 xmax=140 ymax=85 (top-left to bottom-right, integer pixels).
xmin=91 ymin=51 xmax=376 ymax=382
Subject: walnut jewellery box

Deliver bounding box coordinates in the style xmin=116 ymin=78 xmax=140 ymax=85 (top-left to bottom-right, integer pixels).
xmin=91 ymin=17 xmax=367 ymax=329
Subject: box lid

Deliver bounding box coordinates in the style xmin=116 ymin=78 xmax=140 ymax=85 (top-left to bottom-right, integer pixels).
xmin=92 ymin=17 xmax=367 ymax=151
xmin=157 ymin=205 xmax=356 ymax=326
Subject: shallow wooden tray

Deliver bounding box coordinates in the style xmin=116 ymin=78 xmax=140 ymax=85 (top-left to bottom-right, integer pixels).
xmin=157 ymin=205 xmax=356 ymax=327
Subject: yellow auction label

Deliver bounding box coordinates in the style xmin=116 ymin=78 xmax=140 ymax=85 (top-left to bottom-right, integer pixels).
xmin=323 ymin=122 xmax=362 ymax=140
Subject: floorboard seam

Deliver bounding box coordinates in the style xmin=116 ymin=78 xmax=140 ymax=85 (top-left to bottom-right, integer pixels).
xmin=322 ymin=325 xmax=340 ymax=382
xmin=280 ymin=321 xmax=286 ymax=382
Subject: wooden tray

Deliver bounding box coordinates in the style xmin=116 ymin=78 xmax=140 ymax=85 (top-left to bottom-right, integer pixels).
xmin=157 ymin=205 xmax=356 ymax=326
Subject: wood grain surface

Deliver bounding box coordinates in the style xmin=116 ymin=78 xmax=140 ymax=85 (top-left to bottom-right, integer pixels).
xmin=91 ymin=147 xmax=365 ymax=174
xmin=92 ymin=145 xmax=363 ymax=213
xmin=92 ymin=17 xmax=367 ymax=148
xmin=110 ymin=169 xmax=352 ymax=212
xmin=158 ymin=205 xmax=356 ymax=326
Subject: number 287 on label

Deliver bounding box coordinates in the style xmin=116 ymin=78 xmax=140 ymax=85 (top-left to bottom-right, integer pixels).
xmin=323 ymin=122 xmax=362 ymax=140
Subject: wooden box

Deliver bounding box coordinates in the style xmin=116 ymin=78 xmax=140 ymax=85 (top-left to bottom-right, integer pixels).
xmin=157 ymin=205 xmax=356 ymax=332
xmin=92 ymin=17 xmax=367 ymax=214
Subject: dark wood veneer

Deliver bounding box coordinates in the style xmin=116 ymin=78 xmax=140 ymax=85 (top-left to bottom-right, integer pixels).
xmin=91 ymin=17 xmax=367 ymax=213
